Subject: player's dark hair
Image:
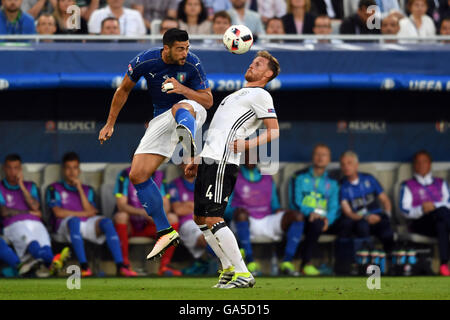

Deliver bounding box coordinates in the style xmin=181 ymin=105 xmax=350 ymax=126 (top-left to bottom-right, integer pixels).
xmin=256 ymin=51 xmax=281 ymax=82
xmin=177 ymin=0 xmax=208 ymax=25
xmin=358 ymin=0 xmax=376 ymax=9
xmin=101 ymin=17 xmax=119 ymax=30
xmin=62 ymin=151 xmax=80 ymax=165
xmin=163 ymin=28 xmax=189 ymax=47
xmin=413 ymin=150 xmax=432 ymax=163
xmin=4 ymin=154 xmax=22 ymax=164
xmin=213 ymin=10 xmax=231 ymax=24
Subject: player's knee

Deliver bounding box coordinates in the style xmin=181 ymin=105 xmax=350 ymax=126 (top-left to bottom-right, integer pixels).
xmin=285 ymin=210 xmax=303 ymax=222
xmin=129 ymin=168 xmax=147 ymax=185
xmin=233 ymin=208 xmax=249 ymax=222
xmin=114 ymin=212 xmax=129 ymax=225
xmin=171 ymin=103 xmax=195 ymax=118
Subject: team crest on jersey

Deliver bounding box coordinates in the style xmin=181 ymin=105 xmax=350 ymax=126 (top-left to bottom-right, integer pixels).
xmin=365 ymin=180 xmax=371 ymax=188
xmin=128 ymin=64 xmax=133 ymax=75
xmin=177 ymin=72 xmax=187 ymax=83
xmin=239 ymin=90 xmax=249 ymax=96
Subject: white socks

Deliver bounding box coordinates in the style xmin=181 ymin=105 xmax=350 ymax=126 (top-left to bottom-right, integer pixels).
xmin=199 ymin=224 xmax=232 ymax=270
xmin=212 ymin=223 xmax=249 ymax=274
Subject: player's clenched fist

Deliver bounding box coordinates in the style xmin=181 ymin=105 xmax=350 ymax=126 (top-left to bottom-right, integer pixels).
xmin=162 ymin=77 xmax=186 ymax=95
xmin=184 ymin=163 xmax=198 ymax=178
xmin=98 ymin=125 xmax=114 ymax=144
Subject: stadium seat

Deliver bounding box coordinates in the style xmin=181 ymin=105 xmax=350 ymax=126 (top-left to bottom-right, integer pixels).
xmin=165 ymin=163 xmax=182 ymax=183
xmin=102 ymin=163 xmax=130 ymax=186
xmin=150 ymin=19 xmax=162 ymax=35
xmin=100 ymin=183 xmax=116 ymax=219
xmin=22 ymin=164 xmax=43 ymax=188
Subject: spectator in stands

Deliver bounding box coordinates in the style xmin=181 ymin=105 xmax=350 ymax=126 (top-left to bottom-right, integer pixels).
xmin=381 ymin=12 xmax=401 ymax=40
xmin=167 ymin=164 xmax=212 ymax=275
xmin=281 ymin=0 xmax=316 ymax=35
xmin=399 ymin=150 xmax=450 ymax=276
xmin=131 ymin=0 xmax=178 ymax=32
xmin=100 ymin=16 xmax=120 ymax=34
xmin=289 ymin=144 xmax=340 ymax=276
xmin=226 ymin=153 xmax=304 ymax=276
xmin=398 ymin=0 xmax=436 ymax=38
xmin=46 ymin=152 xmax=135 ymax=277
xmin=228 ymin=0 xmax=265 ymax=37
xmin=305 ymin=14 xmax=343 ymax=43
xmin=0 ymin=0 xmax=36 ymax=34
xmin=0 ymin=154 xmax=69 ymax=277
xmin=159 ymin=16 xmax=179 ymax=34
xmin=212 ymin=9 xmax=231 ymax=35
xmin=113 ymin=166 xmax=181 ymax=276
xmin=438 ymin=0 xmax=450 ymax=24
xmin=338 ymin=151 xmax=395 ymax=255
xmin=177 ymin=0 xmax=212 ymax=35
xmin=340 ymin=0 xmax=381 ymax=35
xmin=440 ymin=15 xmax=450 ymax=41
xmin=21 ymin=0 xmax=53 ymax=19
xmin=36 ymin=13 xmax=57 ymax=38
xmin=88 ymin=0 xmax=145 ymax=35
xmin=246 ymin=0 xmax=287 ymax=24
xmin=266 ymin=17 xmax=285 ymax=34
xmin=77 ymin=0 xmax=101 ymax=22
xmin=311 ymin=0 xmax=344 ymax=20
xmin=53 ymin=0 xmax=88 ymax=34
xmin=345 ymin=0 xmax=403 ymax=18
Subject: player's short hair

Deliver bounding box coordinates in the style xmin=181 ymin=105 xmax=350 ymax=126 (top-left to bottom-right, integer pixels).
xmin=101 ymin=17 xmax=119 ymax=30
xmin=340 ymin=150 xmax=359 ymax=163
xmin=413 ymin=150 xmax=432 ymax=163
xmin=163 ymin=28 xmax=189 ymax=47
xmin=256 ymin=50 xmax=280 ymax=82
xmin=62 ymin=151 xmax=80 ymax=165
xmin=4 ymin=154 xmax=22 ymax=164
xmin=358 ymin=0 xmax=376 ymax=9
xmin=213 ymin=10 xmax=231 ymax=24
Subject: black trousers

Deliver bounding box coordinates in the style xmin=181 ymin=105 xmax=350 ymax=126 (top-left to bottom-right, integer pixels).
xmin=337 ymin=213 xmax=395 ymax=253
xmin=410 ymin=207 xmax=450 ymax=264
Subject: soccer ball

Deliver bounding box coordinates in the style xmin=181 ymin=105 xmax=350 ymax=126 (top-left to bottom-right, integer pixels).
xmin=223 ymin=25 xmax=253 ymax=54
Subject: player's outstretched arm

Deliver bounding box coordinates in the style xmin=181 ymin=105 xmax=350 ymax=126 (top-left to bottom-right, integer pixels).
xmin=231 ymin=118 xmax=280 ymax=153
xmin=98 ymin=74 xmax=136 ymax=144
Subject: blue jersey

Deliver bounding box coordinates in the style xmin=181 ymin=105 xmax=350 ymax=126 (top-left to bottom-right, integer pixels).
xmin=340 ymin=173 xmax=384 ymax=215
xmin=126 ymin=47 xmax=209 ymax=117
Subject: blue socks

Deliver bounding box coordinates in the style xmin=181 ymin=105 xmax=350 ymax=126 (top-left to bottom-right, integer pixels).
xmin=67 ymin=217 xmax=87 ymax=265
xmin=134 ymin=177 xmax=171 ymax=232
xmin=175 ymin=108 xmax=196 ymax=139
xmin=99 ymin=218 xmax=123 ymax=265
xmin=0 ymin=237 xmax=20 ymax=268
xmin=235 ymin=221 xmax=253 ymax=263
xmin=27 ymin=241 xmax=53 ymax=267
xmin=284 ymin=221 xmax=304 ymax=262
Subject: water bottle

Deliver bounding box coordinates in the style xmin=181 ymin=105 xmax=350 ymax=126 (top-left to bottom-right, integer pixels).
xmin=398 ymin=249 xmax=407 ymax=266
xmin=271 ymin=250 xmax=279 ymax=276
xmin=407 ymin=249 xmax=417 ymax=265
xmin=379 ymin=251 xmax=386 ymax=274
xmin=371 ymin=250 xmax=380 ymax=266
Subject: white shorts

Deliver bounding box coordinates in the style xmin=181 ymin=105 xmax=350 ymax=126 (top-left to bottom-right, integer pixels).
xmin=4 ymin=220 xmax=51 ymax=259
xmin=249 ymin=211 xmax=285 ymax=243
xmin=134 ymin=99 xmax=207 ymax=160
xmin=56 ymin=216 xmax=106 ymax=245
xmin=179 ymin=219 xmax=204 ymax=259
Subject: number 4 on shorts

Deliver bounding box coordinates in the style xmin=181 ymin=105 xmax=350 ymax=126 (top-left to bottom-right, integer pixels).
xmin=206 ymin=184 xmax=213 ymax=200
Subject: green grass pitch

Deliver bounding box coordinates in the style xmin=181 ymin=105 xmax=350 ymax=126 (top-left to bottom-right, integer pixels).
xmin=0 ymin=277 xmax=449 ymax=300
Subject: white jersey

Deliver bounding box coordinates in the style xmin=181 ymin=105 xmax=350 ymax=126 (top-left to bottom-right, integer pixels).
xmin=200 ymin=87 xmax=277 ymax=165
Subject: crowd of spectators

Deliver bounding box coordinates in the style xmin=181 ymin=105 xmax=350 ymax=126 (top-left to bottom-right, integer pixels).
xmin=1 ymin=0 xmax=449 ymax=39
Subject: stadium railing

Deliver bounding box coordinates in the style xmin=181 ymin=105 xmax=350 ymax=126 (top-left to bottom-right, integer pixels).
xmin=1 ymin=34 xmax=450 ymax=42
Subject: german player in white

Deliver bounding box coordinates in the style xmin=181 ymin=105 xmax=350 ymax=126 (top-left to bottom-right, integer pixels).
xmin=185 ymin=51 xmax=281 ymax=289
